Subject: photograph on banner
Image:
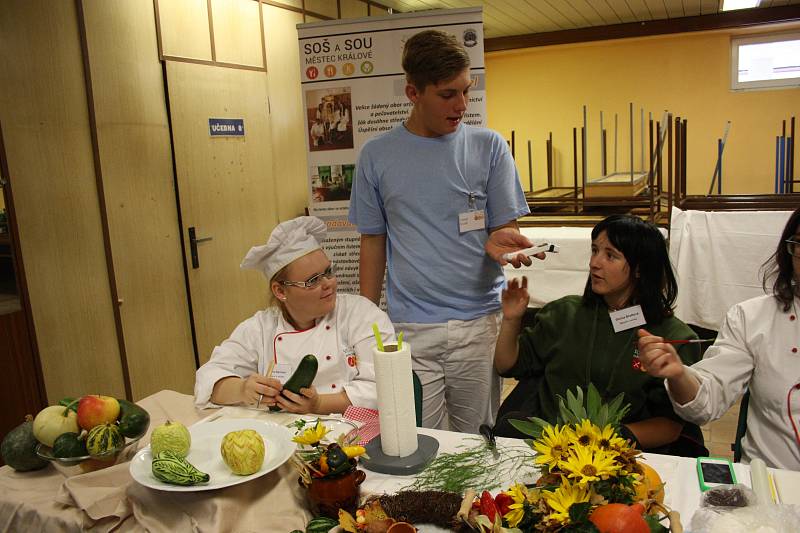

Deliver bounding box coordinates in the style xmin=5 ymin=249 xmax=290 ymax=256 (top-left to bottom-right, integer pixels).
xmin=306 ymin=86 xmax=353 ymax=151
xmin=311 ymin=163 xmax=354 ymax=203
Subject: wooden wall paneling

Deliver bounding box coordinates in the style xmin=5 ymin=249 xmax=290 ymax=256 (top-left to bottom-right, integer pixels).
xmin=211 ymin=0 xmax=264 ymax=67
xmin=156 ymin=0 xmax=213 ymax=60
xmin=166 ymin=62 xmax=278 ymax=364
xmin=263 ymin=4 xmax=309 ymax=222
xmin=340 ymin=0 xmax=369 ymax=19
xmin=83 ymin=0 xmax=196 ymax=400
xmin=305 ymin=0 xmax=339 ymax=18
xmin=0 ymin=1 xmax=125 ymax=402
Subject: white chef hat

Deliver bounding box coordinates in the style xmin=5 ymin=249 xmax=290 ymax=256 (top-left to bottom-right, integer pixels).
xmin=240 ymin=216 xmax=327 ymax=280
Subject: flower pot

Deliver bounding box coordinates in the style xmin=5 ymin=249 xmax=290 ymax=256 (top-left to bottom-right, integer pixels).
xmin=300 ymin=468 xmax=366 ymax=518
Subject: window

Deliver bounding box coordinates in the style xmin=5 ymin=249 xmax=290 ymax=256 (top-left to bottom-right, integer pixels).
xmin=731 ymin=32 xmax=800 ymax=90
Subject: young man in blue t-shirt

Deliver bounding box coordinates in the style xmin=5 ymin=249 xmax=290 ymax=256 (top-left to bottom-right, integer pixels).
xmin=348 ymin=29 xmax=534 ymax=433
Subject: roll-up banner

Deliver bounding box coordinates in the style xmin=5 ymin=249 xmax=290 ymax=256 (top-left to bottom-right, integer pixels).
xmin=297 ymin=8 xmax=485 ymax=297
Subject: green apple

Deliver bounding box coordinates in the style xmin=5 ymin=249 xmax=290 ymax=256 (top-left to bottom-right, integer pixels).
xmin=151 ymin=420 xmax=191 ymax=458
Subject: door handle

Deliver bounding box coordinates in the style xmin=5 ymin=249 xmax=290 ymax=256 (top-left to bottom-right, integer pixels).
xmin=188 ymin=226 xmax=213 ymax=269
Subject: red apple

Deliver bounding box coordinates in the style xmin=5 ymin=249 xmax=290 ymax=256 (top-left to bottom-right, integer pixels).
xmin=77 ymin=395 xmax=121 ymax=430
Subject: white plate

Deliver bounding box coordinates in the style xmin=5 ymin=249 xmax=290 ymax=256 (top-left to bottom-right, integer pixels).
xmin=293 ymin=416 xmax=360 ymax=443
xmin=130 ymin=418 xmax=296 ymax=492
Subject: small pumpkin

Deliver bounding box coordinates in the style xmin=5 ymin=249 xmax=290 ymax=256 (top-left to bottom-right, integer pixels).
xmin=0 ymin=416 xmax=49 ymax=472
xmin=589 ymin=502 xmax=650 ymax=533
xmin=633 ymin=461 xmax=665 ymax=505
xmin=116 ymin=399 xmax=150 ymax=439
xmin=86 ymin=423 xmax=124 ymax=458
xmin=52 ymin=431 xmax=89 ymax=459
xmin=32 ymin=403 xmax=80 ymax=447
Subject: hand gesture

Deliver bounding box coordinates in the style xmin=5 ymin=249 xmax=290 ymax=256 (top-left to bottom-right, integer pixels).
xmin=241 ymin=374 xmax=282 ymax=407
xmin=276 ymin=386 xmax=320 ymax=414
xmin=502 ymin=277 xmax=530 ymax=320
xmin=636 ymin=328 xmax=686 ymax=379
xmin=485 ymin=227 xmax=538 ymax=267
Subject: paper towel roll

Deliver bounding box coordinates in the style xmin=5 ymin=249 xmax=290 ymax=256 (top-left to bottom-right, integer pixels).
xmin=373 ymin=342 xmax=418 ymax=457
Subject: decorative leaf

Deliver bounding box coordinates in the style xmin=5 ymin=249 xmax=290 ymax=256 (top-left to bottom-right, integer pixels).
xmin=509 ymin=419 xmax=542 ymax=438
xmin=586 ymin=385 xmax=601 ymax=420
xmin=644 ymin=513 xmax=669 ymax=533
xmin=568 ymin=501 xmax=593 ymax=523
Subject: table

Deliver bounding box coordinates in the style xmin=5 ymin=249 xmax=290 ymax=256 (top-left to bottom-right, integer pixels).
xmin=0 ymin=390 xmax=782 ymax=532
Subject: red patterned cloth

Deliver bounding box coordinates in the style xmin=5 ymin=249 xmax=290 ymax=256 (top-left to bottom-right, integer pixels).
xmin=343 ymin=406 xmax=380 ymax=445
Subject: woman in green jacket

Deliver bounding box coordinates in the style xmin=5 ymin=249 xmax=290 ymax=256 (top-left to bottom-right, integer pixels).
xmin=494 ymin=215 xmax=704 ymax=456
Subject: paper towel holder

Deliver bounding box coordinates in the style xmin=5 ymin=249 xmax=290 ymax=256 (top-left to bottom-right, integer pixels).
xmin=360 ymin=434 xmax=439 ymax=475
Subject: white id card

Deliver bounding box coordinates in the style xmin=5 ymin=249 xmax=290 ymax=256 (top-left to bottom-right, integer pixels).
xmin=458 ymin=209 xmax=486 ymax=233
xmin=270 ymin=363 xmax=293 ymax=384
xmin=609 ymin=304 xmax=647 ymax=333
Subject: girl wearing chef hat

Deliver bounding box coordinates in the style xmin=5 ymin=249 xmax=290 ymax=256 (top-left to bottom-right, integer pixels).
xmin=195 ymin=216 xmax=394 ymax=414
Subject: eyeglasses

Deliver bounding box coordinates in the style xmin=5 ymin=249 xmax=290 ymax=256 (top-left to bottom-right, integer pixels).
xmin=280 ymin=264 xmax=337 ymax=289
xmin=787 ymin=239 xmax=800 ymax=258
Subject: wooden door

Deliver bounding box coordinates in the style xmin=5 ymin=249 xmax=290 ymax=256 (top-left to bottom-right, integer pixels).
xmin=166 ymin=62 xmax=277 ymax=365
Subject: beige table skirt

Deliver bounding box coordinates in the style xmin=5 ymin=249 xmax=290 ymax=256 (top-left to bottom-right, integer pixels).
xmin=0 ymin=390 xmax=311 ymax=532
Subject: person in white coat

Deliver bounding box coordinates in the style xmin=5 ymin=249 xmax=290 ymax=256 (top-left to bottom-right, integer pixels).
xmin=195 ymin=216 xmax=394 ymax=414
xmin=637 ymin=206 xmax=800 ymax=469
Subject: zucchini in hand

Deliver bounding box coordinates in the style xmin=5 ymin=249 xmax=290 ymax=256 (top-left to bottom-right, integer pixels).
xmin=152 ymin=450 xmax=210 ymax=485
xmin=270 ymin=354 xmax=319 ymax=412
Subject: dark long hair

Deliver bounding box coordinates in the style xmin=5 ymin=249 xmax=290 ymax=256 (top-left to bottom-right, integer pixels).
xmin=762 ymin=206 xmax=800 ymax=312
xmin=582 ymin=215 xmax=678 ymax=324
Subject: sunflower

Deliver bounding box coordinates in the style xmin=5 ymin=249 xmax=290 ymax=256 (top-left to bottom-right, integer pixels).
xmin=570 ymin=419 xmax=601 ymax=448
xmin=596 ymin=424 xmax=627 ymax=451
xmin=292 ymin=420 xmax=330 ymax=446
xmin=543 ymin=476 xmax=590 ymax=525
xmin=503 ymin=483 xmax=539 ymax=528
xmin=558 ymin=444 xmax=621 ymax=485
xmin=533 ymin=424 xmax=572 ymax=471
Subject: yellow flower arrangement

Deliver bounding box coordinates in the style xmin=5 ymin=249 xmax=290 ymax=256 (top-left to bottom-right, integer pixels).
xmin=291 ymin=420 xmax=330 ymax=446
xmin=464 ymin=385 xmax=679 ymax=533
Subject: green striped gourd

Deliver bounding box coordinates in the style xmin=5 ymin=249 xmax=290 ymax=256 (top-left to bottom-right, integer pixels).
xmin=151 ymin=450 xmax=210 ymax=485
xmin=86 ymin=423 xmax=124 ymax=457
xmin=306 ymin=516 xmax=339 ymax=533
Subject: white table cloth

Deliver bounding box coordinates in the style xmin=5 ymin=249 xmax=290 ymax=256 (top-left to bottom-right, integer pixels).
xmin=669 ymin=207 xmax=793 ymax=331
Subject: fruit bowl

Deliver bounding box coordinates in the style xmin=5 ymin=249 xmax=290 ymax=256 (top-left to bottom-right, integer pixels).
xmin=35 ymin=432 xmax=147 ymax=467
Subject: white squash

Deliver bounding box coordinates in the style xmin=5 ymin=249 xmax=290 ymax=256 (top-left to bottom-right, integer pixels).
xmin=32 ymin=405 xmax=80 ymax=447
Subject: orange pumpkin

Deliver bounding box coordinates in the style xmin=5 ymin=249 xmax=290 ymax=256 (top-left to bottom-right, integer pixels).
xmin=589 ymin=503 xmax=650 ymax=533
xmin=633 ymin=462 xmax=665 ymax=505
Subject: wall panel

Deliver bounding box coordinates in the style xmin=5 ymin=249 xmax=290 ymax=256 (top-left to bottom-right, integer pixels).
xmin=264 ymin=5 xmax=310 ymax=220
xmin=158 ymin=0 xmax=213 ymax=60
xmin=211 ymin=0 xmax=264 ymax=67
xmin=84 ymin=0 xmax=196 ymax=400
xmin=0 ymin=1 xmax=125 ymax=402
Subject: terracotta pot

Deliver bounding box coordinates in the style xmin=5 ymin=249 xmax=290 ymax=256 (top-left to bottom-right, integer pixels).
xmin=301 ymin=467 xmax=366 ymax=518
xmin=387 ymin=522 xmax=417 ymax=533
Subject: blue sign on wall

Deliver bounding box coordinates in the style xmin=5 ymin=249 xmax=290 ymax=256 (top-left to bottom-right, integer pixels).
xmin=209 ymin=118 xmax=245 ymax=137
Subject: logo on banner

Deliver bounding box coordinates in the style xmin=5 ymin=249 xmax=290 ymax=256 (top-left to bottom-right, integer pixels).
xmin=306 ymin=66 xmax=319 ymax=79
xmin=324 ymin=64 xmax=336 ymax=77
xmin=463 ymin=29 xmax=478 ymax=47
xmin=360 ymin=61 xmax=374 ymax=74
xmin=342 ymin=63 xmax=355 ymax=76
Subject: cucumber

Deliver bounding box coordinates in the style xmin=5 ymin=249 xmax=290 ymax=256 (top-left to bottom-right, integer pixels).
xmin=152 ymin=450 xmax=210 ymax=485
xmin=270 ymin=354 xmax=319 ymax=412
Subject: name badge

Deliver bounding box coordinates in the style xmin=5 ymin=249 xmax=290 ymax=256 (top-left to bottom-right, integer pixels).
xmin=271 ymin=363 xmax=293 ymax=384
xmin=609 ymin=304 xmax=646 ymax=333
xmin=458 ymin=209 xmax=486 ymax=233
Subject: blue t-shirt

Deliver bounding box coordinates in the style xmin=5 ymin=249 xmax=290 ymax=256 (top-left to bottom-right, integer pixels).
xmin=348 ymin=123 xmax=530 ymax=323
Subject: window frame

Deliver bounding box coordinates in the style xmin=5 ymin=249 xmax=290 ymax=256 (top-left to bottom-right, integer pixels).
xmin=730 ymin=31 xmax=800 ymax=91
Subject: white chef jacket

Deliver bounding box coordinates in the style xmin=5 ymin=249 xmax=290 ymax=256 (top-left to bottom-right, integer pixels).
xmin=195 ymin=294 xmax=394 ymax=410
xmin=668 ymin=294 xmax=800 ymax=470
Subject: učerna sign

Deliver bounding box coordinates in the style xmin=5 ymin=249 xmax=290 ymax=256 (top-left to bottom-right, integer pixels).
xmin=209 ymin=118 xmax=245 ymax=136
